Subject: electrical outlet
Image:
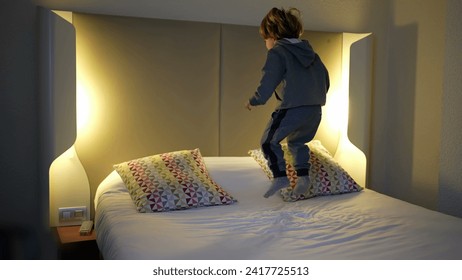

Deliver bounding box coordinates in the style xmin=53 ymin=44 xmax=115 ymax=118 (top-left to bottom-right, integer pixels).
xmin=58 ymin=206 xmax=87 ymax=225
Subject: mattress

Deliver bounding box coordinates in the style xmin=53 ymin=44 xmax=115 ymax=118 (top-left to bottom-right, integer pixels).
xmin=94 ymin=157 xmax=462 ymax=260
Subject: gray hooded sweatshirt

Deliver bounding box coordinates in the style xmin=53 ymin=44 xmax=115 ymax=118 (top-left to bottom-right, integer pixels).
xmin=249 ymin=38 xmax=330 ymax=109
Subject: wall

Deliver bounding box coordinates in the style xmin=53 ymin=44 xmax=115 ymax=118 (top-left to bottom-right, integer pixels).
xmin=369 ymin=0 xmax=446 ymax=210
xmin=438 ymin=0 xmax=462 ymax=217
xmin=307 ymin=0 xmax=462 ymax=218
xmin=366 ymin=0 xmax=462 ymax=217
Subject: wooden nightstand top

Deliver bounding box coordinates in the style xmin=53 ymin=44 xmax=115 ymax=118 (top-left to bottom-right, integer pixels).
xmin=56 ymin=225 xmax=96 ymax=244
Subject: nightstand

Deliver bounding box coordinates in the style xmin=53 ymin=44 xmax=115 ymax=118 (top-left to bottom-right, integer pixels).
xmin=55 ymin=225 xmax=100 ymax=260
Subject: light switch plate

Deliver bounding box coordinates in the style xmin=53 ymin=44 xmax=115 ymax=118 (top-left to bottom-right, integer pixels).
xmin=58 ymin=206 xmax=87 ymax=226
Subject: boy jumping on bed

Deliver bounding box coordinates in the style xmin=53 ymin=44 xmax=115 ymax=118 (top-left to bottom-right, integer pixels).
xmin=245 ymin=7 xmax=330 ymax=198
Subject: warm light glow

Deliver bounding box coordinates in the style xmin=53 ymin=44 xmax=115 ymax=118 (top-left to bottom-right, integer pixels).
xmin=76 ymin=41 xmax=105 ymax=140
xmin=77 ymin=81 xmax=91 ymax=132
xmin=331 ymin=33 xmax=372 ymax=188
xmin=326 ymin=33 xmax=370 ymax=137
xmin=324 ymin=87 xmax=348 ymax=134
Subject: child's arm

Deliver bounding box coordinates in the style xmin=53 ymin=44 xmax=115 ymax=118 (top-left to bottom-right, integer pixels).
xmin=249 ymin=50 xmax=284 ymax=106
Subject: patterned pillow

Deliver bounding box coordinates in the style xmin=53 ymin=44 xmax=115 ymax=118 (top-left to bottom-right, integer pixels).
xmin=248 ymin=140 xmax=363 ymax=202
xmin=114 ymin=148 xmax=236 ymax=212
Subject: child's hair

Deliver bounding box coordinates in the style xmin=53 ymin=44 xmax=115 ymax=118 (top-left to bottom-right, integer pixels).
xmin=259 ymin=7 xmax=303 ymax=40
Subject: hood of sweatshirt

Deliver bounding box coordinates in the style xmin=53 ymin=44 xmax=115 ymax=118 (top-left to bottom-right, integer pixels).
xmin=275 ymin=38 xmax=316 ymax=68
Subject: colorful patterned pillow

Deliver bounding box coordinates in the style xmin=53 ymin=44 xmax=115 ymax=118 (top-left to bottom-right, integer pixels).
xmin=248 ymin=140 xmax=363 ymax=202
xmin=113 ymin=148 xmax=236 ymax=212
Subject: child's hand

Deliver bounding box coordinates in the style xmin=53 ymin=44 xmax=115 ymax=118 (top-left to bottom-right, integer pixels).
xmin=245 ymin=101 xmax=254 ymax=111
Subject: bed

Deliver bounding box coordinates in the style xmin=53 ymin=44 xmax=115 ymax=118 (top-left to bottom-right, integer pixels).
xmin=94 ymin=147 xmax=462 ymax=260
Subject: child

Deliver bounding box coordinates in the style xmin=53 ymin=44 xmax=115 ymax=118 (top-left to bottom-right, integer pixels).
xmin=245 ymin=7 xmax=330 ymax=198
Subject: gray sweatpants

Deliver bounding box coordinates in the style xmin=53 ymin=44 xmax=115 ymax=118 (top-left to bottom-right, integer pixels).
xmin=260 ymin=105 xmax=322 ymax=178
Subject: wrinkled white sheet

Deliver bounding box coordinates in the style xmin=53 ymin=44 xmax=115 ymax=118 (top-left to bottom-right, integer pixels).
xmin=95 ymin=157 xmax=462 ymax=260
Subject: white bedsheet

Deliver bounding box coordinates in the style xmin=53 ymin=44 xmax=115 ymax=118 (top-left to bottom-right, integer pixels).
xmin=94 ymin=157 xmax=462 ymax=260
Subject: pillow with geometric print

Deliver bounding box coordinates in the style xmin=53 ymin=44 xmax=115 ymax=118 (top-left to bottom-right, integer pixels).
xmin=114 ymin=148 xmax=236 ymax=212
xmin=248 ymin=140 xmax=363 ymax=202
